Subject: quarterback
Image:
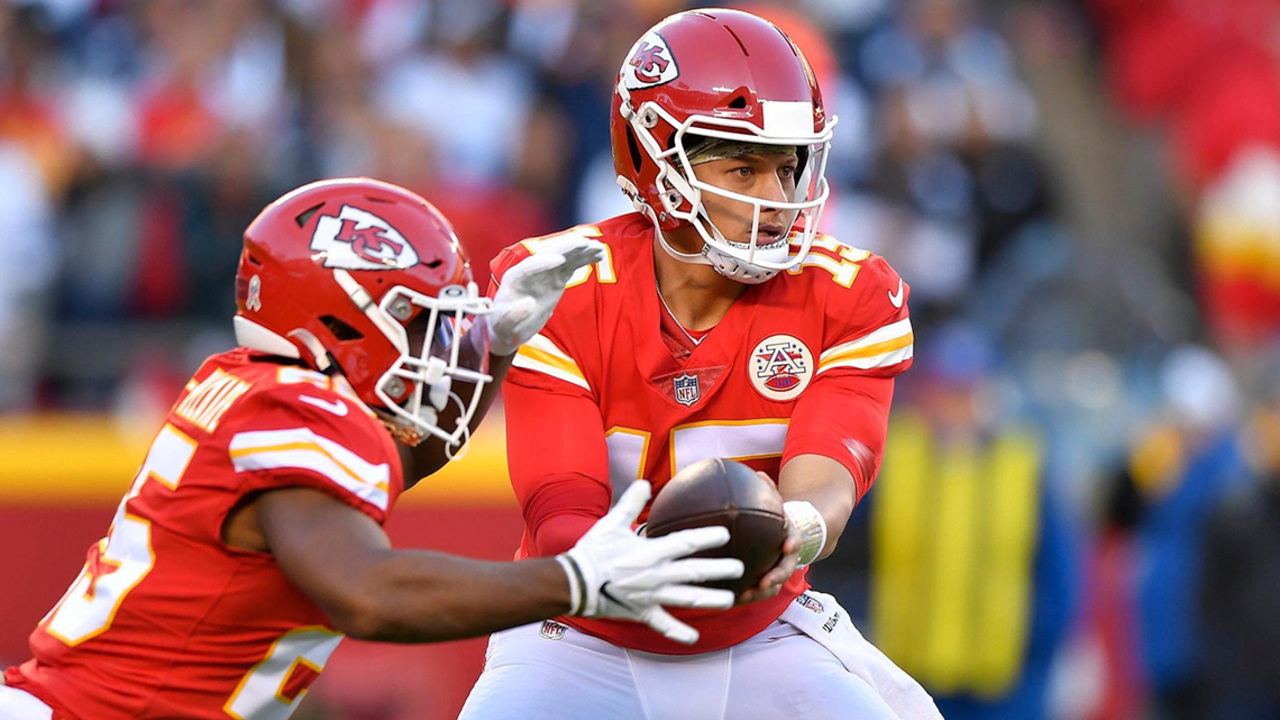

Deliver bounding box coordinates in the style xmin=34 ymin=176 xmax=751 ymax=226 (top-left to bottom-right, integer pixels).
xmin=460 ymin=9 xmax=941 ymax=720
xmin=0 ymin=179 xmax=744 ymax=720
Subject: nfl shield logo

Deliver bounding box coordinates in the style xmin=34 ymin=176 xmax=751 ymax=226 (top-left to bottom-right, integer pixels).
xmin=673 ymin=373 xmax=700 ymax=406
xmin=540 ymin=620 xmax=567 ymax=640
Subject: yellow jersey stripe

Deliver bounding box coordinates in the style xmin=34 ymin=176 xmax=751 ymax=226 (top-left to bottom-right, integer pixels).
xmin=819 ymin=332 xmax=914 ymax=367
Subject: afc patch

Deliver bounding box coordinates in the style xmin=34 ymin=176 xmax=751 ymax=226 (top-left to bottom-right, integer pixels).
xmin=794 ymin=593 xmax=824 ymax=614
xmin=749 ymin=334 xmax=813 ymax=401
xmin=540 ymin=620 xmax=568 ymax=640
xmin=673 ymin=373 xmax=700 ymax=406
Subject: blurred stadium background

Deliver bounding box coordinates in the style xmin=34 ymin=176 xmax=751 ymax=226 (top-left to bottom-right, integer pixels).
xmin=3 ymin=0 xmax=1280 ymax=718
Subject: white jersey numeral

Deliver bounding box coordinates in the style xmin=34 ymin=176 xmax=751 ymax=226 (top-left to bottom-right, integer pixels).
xmin=787 ymin=235 xmax=869 ymax=288
xmin=520 ymin=225 xmax=613 ymax=288
xmin=44 ymin=424 xmax=197 ymax=645
xmin=223 ymin=626 xmax=344 ymax=720
xmin=606 ymin=420 xmax=789 ymax=486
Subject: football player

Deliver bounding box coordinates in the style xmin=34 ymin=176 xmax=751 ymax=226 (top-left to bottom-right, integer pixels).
xmin=459 ymin=10 xmax=942 ymax=720
xmin=0 ymin=178 xmax=744 ymax=720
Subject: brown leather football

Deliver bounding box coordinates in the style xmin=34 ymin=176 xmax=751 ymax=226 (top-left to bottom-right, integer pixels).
xmin=645 ymin=458 xmax=787 ymax=595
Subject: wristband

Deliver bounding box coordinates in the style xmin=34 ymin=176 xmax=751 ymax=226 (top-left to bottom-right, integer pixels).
xmin=783 ymin=501 xmax=827 ymax=567
xmin=554 ymin=554 xmax=586 ymax=616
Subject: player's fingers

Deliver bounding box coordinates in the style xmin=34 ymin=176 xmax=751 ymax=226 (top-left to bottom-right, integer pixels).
xmin=602 ymin=480 xmax=651 ymax=530
xmin=782 ymin=523 xmax=801 ymax=553
xmin=647 ymin=525 xmax=730 ymax=559
xmin=558 ymin=240 xmax=606 ymax=270
xmin=650 ymin=584 xmax=736 ymax=610
xmin=756 ymin=552 xmax=799 ymax=592
xmin=642 ymin=606 xmax=700 ymax=645
xmin=542 ymin=236 xmax=604 ymax=259
xmin=646 ymin=557 xmax=743 ymax=586
xmin=753 ymin=583 xmax=785 ymax=602
xmin=507 ymin=250 xmax=568 ymax=282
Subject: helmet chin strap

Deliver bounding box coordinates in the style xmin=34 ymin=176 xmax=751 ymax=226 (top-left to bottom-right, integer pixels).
xmin=655 ymin=229 xmax=780 ymax=285
xmin=656 ymin=229 xmax=711 ymax=265
xmin=703 ymin=245 xmax=780 ymax=285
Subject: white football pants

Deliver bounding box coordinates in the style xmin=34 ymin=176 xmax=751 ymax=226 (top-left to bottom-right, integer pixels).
xmin=459 ymin=590 xmax=941 ymax=720
xmin=0 ymin=685 xmax=54 ymax=720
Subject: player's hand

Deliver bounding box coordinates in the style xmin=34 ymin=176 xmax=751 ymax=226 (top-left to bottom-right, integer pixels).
xmin=559 ymin=481 xmax=744 ymax=645
xmin=486 ymin=236 xmax=606 ymax=356
xmin=736 ymin=507 xmax=801 ymax=606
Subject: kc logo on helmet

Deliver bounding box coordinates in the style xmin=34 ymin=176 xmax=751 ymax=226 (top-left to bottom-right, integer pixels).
xmin=311 ymin=205 xmax=420 ymax=271
xmin=622 ymin=32 xmax=679 ymax=89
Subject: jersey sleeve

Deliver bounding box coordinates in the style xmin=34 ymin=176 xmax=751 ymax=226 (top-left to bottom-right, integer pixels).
xmin=782 ymin=373 xmax=895 ymax=502
xmin=489 ymin=243 xmax=598 ymax=399
xmin=815 ymin=252 xmax=914 ymax=379
xmin=782 ymin=250 xmax=911 ymax=499
xmin=503 ymin=373 xmax=612 ymax=557
xmin=489 ymin=243 xmax=612 ymax=556
xmin=219 ymin=383 xmax=401 ymax=527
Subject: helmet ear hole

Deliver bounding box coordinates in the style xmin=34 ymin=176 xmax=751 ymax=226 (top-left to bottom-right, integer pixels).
xmin=626 ymin=127 xmax=644 ymax=173
xmin=727 ymin=95 xmax=747 ymax=109
xmin=320 ymin=315 xmax=364 ymax=342
xmin=294 ymin=203 xmax=324 ymax=228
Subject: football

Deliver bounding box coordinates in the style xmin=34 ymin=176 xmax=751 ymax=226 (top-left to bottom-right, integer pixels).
xmin=646 ymin=458 xmax=787 ymax=595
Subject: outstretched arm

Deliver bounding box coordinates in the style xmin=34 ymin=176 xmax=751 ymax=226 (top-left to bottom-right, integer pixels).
xmin=738 ymin=373 xmax=895 ymax=605
xmin=258 ymin=486 xmax=569 ymax=642
xmin=400 ymin=238 xmax=605 ymax=481
xmin=248 ymin=481 xmax=741 ymax=645
xmin=779 ymin=372 xmax=895 ymax=561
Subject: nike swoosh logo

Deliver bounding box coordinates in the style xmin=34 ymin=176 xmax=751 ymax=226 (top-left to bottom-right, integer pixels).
xmin=888 ymin=279 xmax=905 ymax=309
xmin=600 ymin=584 xmax=636 ymax=612
xmin=299 ymin=395 xmax=348 ymax=417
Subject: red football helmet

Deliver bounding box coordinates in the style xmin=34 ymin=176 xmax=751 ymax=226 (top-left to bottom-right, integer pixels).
xmin=234 ymin=178 xmax=491 ymax=447
xmin=611 ymin=8 xmax=835 ymax=283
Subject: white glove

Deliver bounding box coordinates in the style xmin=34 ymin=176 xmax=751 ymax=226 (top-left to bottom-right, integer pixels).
xmin=486 ymin=236 xmax=606 ymax=356
xmin=556 ymin=481 xmax=743 ymax=645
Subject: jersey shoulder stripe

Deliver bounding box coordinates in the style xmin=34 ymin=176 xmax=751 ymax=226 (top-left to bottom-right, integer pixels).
xmin=512 ymin=332 xmax=590 ymax=391
xmin=229 ymin=427 xmax=392 ymax=510
xmin=818 ymin=318 xmax=914 ymax=373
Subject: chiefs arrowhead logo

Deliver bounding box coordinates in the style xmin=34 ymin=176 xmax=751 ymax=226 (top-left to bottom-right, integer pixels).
xmin=622 ymin=32 xmax=679 ymax=90
xmin=336 ymin=218 xmax=403 ymax=263
xmin=310 ymin=205 xmax=419 ymax=270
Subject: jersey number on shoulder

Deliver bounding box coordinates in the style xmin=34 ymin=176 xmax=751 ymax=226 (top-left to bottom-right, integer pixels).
xmin=607 ymin=419 xmax=790 ymax=481
xmin=788 ymin=235 xmax=870 ymax=288
xmin=43 ymin=424 xmax=197 ymax=646
xmin=520 ymin=225 xmax=615 ymax=288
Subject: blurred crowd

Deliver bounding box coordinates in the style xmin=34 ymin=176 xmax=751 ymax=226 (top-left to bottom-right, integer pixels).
xmin=3 ymin=0 xmax=1280 ymax=718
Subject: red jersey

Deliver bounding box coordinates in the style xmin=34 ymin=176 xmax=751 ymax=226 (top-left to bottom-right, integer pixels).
xmin=5 ymin=349 xmax=403 ymax=720
xmin=491 ymin=213 xmax=913 ymax=655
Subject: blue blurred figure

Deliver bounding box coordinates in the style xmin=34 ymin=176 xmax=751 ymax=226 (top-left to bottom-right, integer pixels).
xmin=1132 ymin=347 xmax=1249 ymax=720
